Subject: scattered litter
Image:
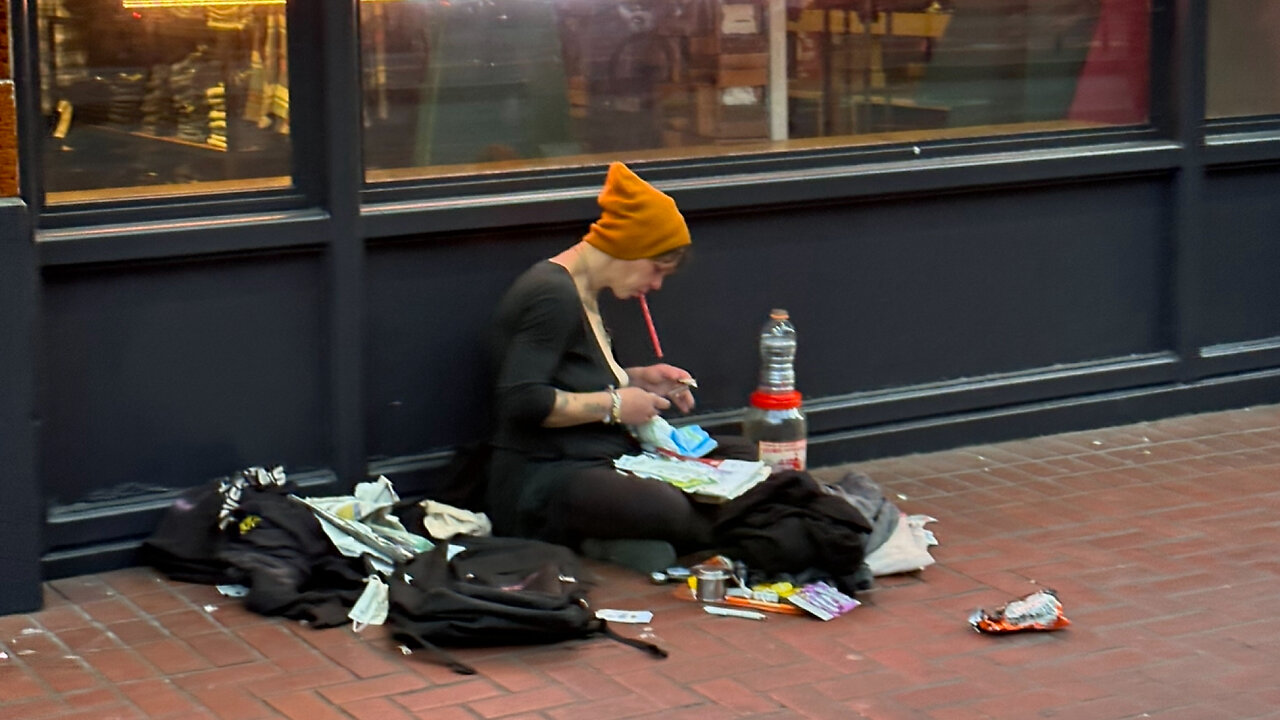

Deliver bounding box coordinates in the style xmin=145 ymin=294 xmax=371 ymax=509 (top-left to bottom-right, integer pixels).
xmin=896 ymin=493 xmax=909 ymax=501
xmin=202 ymin=604 xmax=218 ymax=613
xmin=865 ymin=514 xmax=938 ymax=576
xmin=216 ymin=584 xmax=249 ymax=598
xmin=693 ymin=567 xmax=729 ymax=602
xmin=787 ymin=582 xmax=859 ymax=621
xmin=723 ymin=594 xmax=807 ymax=616
xmin=348 ymin=575 xmax=390 ymax=631
xmin=1091 ymin=440 xmax=1103 ymax=446
xmin=704 ymin=605 xmax=765 ymax=621
xmin=649 ymin=566 xmax=691 ymax=584
xmin=19 ymin=628 xmax=43 ymax=635
xmin=293 ymin=476 xmax=433 ymax=574
xmin=421 ymin=500 xmax=491 ymax=543
xmin=595 ymin=609 xmax=654 ymax=624
xmin=0 ymin=652 xmax=8 ymax=660
xmin=970 ymin=589 xmax=1070 ymax=634
xmin=615 ymin=453 xmax=769 ymax=502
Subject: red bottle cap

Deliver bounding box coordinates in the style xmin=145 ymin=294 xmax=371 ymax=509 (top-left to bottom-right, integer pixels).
xmin=749 ymin=390 xmax=803 ymax=410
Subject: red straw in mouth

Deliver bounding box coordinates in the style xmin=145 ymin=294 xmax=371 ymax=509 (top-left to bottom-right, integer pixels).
xmin=638 ymin=294 xmax=664 ymax=358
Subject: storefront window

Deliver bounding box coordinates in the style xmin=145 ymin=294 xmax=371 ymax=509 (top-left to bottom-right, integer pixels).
xmin=37 ymin=0 xmax=293 ymax=203
xmin=1207 ymin=1 xmax=1280 ymax=119
xmin=4 ymin=3 xmax=19 ymax=198
xmin=361 ymin=0 xmax=1151 ymax=182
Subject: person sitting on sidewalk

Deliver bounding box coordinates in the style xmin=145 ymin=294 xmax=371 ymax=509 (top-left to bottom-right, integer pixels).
xmin=484 ymin=161 xmax=752 ymax=572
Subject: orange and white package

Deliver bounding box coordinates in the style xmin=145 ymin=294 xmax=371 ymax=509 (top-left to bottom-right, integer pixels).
xmin=969 ymin=589 xmax=1071 ymax=634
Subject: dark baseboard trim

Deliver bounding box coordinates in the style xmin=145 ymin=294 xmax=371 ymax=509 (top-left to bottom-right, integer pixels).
xmin=801 ymin=353 xmax=1180 ymax=434
xmin=42 ymin=540 xmax=148 ymax=581
xmin=367 ymin=450 xmax=454 ymax=478
xmin=1198 ymin=336 xmax=1280 ymax=378
xmin=807 ymin=365 xmax=1280 ymax=466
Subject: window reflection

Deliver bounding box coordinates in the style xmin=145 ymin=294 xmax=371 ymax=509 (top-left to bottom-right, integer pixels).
xmin=1207 ymin=0 xmax=1280 ymax=119
xmin=38 ymin=0 xmax=293 ymax=202
xmin=362 ymin=0 xmax=1151 ymax=181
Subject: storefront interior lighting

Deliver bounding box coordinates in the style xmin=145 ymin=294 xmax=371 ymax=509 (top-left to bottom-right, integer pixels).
xmin=122 ymin=0 xmax=399 ymax=7
xmin=123 ymin=0 xmax=285 ymax=6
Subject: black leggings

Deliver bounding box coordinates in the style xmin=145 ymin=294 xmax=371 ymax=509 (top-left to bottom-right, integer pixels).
xmin=536 ymin=436 xmax=757 ymax=553
xmin=546 ymin=465 xmax=718 ymax=552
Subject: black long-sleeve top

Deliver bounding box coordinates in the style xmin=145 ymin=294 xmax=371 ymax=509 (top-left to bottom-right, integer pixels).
xmin=488 ymin=261 xmax=640 ymax=462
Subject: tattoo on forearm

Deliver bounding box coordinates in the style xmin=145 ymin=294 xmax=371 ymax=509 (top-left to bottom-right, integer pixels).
xmin=550 ymin=390 xmax=609 ymax=425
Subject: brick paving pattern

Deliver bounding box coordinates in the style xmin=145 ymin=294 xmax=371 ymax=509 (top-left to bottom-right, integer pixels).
xmin=3 ymin=403 xmax=1280 ymax=719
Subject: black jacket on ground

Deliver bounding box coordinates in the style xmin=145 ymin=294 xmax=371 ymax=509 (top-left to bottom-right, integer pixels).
xmin=712 ymin=471 xmax=873 ymax=594
xmin=144 ymin=472 xmax=367 ymax=628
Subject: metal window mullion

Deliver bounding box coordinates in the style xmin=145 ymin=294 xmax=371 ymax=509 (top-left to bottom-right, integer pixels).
xmin=1169 ymin=0 xmax=1208 ymax=382
xmin=311 ymin=0 xmax=366 ymax=488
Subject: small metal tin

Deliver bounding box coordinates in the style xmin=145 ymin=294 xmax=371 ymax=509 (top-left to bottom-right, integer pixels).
xmin=694 ymin=568 xmax=729 ymax=602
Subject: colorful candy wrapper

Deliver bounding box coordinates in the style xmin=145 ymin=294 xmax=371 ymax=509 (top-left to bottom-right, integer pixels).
xmin=969 ymin=589 xmax=1070 ymax=634
xmin=787 ymin=581 xmax=859 ymax=621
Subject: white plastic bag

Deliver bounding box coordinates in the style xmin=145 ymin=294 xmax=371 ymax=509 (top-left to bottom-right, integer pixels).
xmin=864 ymin=514 xmax=938 ymax=576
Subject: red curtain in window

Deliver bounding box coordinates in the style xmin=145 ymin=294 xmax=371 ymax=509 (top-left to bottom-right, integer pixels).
xmin=1068 ymin=0 xmax=1150 ymax=125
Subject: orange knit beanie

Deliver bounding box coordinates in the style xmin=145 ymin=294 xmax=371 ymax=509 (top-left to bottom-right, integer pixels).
xmin=583 ymin=162 xmax=691 ymax=260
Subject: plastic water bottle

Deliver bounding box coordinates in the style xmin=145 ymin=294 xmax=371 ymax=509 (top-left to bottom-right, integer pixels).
xmin=758 ymin=309 xmax=797 ymax=391
xmin=742 ymin=309 xmax=807 ymax=472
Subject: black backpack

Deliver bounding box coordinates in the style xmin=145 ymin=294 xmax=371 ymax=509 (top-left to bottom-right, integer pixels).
xmin=387 ymin=535 xmax=667 ymax=674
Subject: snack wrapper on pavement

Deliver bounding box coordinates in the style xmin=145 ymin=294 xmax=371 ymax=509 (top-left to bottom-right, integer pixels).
xmin=969 ymin=589 xmax=1071 ymax=634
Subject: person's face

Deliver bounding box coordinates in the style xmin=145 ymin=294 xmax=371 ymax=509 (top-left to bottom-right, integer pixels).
xmin=611 ymin=257 xmax=679 ymax=299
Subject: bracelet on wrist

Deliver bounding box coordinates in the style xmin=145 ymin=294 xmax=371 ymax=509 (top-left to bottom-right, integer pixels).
xmin=605 ymin=385 xmax=623 ymax=425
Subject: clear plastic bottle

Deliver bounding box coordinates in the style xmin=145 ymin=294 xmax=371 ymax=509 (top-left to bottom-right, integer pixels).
xmin=742 ymin=309 xmax=807 ymax=472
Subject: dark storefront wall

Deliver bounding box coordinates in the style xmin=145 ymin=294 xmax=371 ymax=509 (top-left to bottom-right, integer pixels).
xmin=40 ymin=253 xmax=331 ymax=509
xmin=7 ymin=1 xmax=1280 ymax=614
xmin=365 ymin=175 xmax=1174 ymax=466
xmin=1 ymin=200 xmax=42 ymax=614
xmin=1201 ymin=167 xmax=1280 ymax=356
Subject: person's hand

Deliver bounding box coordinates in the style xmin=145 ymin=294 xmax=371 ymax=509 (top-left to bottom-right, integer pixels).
xmin=628 ymin=363 xmax=697 ymax=413
xmin=617 ymin=386 xmax=671 ymax=425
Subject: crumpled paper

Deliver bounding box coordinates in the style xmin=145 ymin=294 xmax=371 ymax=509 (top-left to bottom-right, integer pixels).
xmin=631 ymin=416 xmax=718 ymax=458
xmin=421 ymin=500 xmax=491 ymax=540
xmin=294 ymin=476 xmax=433 ymax=575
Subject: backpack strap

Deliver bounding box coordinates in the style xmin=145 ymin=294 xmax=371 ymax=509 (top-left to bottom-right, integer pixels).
xmin=393 ymin=620 xmax=667 ymax=675
xmin=591 ymin=618 xmax=668 ymax=659
xmin=394 ymin=630 xmax=478 ymax=676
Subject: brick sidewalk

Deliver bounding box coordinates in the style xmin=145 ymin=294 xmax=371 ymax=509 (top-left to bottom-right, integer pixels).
xmin=3 ymin=404 xmax=1280 ymax=720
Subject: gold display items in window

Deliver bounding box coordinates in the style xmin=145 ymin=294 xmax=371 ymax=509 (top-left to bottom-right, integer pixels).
xmin=121 ymin=0 xmax=401 ymax=7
